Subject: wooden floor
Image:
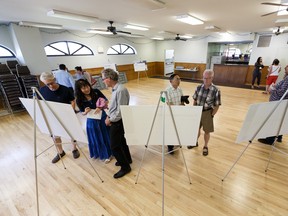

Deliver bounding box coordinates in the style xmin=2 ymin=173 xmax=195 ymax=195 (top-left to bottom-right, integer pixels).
xmin=1 ymin=78 xmax=288 ymax=216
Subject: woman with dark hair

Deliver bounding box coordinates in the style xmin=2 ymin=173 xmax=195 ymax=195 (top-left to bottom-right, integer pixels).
xmin=251 ymin=57 xmax=264 ymax=89
xmin=75 ymin=79 xmax=112 ymax=163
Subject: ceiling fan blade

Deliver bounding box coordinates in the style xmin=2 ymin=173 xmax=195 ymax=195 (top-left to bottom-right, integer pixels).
xmin=116 ymin=30 xmax=131 ymax=34
xmin=261 ymin=9 xmax=286 ymax=17
xmin=261 ymin=2 xmax=288 ymax=6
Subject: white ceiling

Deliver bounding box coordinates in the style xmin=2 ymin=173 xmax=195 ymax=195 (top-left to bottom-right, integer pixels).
xmin=1 ymin=0 xmax=288 ymax=39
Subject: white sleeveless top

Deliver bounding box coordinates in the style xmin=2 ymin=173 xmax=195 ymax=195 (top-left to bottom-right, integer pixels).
xmin=269 ymin=65 xmax=281 ymax=76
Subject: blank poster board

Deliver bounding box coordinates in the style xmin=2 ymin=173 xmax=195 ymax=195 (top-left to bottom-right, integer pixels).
xmin=104 ymin=63 xmax=117 ymax=71
xmin=20 ymin=98 xmax=88 ymax=143
xmin=236 ymin=100 xmax=288 ymax=143
xmin=133 ymin=62 xmax=147 ymax=72
xmin=121 ymin=105 xmax=202 ymax=146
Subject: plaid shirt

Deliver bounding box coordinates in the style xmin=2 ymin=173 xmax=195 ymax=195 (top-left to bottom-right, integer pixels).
xmin=193 ymin=83 xmax=221 ymax=110
xmin=269 ymin=76 xmax=288 ymax=102
xmin=165 ymin=84 xmax=183 ymax=105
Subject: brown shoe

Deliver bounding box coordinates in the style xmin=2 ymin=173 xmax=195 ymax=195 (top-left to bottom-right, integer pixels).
xmin=202 ymin=147 xmax=208 ymax=156
xmin=52 ymin=151 xmax=66 ymax=163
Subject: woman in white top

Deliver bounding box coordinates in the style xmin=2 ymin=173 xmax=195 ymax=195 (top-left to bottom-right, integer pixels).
xmin=263 ymin=58 xmax=281 ymax=94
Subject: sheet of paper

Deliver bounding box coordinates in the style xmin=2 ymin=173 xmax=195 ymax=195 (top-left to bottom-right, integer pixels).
xmin=87 ymin=109 xmax=102 ymax=120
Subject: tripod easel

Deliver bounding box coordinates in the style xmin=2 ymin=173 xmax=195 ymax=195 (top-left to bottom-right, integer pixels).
xmin=135 ymin=91 xmax=193 ymax=216
xmin=222 ymin=89 xmax=288 ymax=181
xmin=22 ymin=87 xmax=104 ymax=216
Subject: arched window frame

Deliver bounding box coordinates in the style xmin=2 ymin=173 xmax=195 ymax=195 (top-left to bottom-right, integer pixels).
xmin=44 ymin=41 xmax=94 ymax=57
xmin=0 ymin=45 xmax=16 ymax=58
xmin=107 ymin=43 xmax=137 ymax=55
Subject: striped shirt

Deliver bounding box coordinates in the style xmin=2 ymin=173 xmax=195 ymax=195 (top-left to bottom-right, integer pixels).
xmin=193 ymin=83 xmax=221 ymax=110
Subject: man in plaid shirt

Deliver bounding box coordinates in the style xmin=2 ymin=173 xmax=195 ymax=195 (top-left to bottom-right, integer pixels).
xmin=187 ymin=69 xmax=221 ymax=156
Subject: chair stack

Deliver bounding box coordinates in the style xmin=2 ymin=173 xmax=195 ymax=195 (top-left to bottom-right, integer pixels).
xmin=0 ymin=64 xmax=25 ymax=113
xmin=6 ymin=60 xmax=19 ymax=75
xmin=16 ymin=65 xmax=40 ymax=98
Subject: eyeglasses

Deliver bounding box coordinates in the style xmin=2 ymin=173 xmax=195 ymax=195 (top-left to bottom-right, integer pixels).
xmin=102 ymin=77 xmax=108 ymax=81
xmin=46 ymin=81 xmax=55 ymax=86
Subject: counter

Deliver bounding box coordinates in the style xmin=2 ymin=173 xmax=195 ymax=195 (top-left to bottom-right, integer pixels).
xmin=213 ymin=64 xmax=248 ymax=85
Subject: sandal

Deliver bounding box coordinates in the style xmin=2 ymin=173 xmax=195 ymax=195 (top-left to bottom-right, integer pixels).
xmin=203 ymin=146 xmax=208 ymax=156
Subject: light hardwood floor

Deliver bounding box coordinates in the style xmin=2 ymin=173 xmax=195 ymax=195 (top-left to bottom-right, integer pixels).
xmin=1 ymin=78 xmax=288 ymax=216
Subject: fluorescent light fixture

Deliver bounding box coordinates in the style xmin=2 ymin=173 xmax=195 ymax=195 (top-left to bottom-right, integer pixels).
xmin=278 ymin=6 xmax=288 ymax=16
xmin=181 ymin=35 xmax=193 ymax=39
xmin=19 ymin=21 xmax=63 ymax=29
xmin=87 ymin=29 xmax=113 ymax=35
xmin=205 ymin=25 xmax=221 ymax=31
xmin=151 ymin=37 xmax=164 ymax=40
xmin=47 ymin=9 xmax=98 ymax=23
xmin=176 ymin=14 xmax=204 ymax=25
xmin=275 ymin=18 xmax=288 ymax=24
xmin=124 ymin=24 xmax=149 ymax=31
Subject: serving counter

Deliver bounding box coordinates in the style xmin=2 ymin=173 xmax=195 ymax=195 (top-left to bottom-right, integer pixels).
xmin=213 ymin=64 xmax=248 ymax=85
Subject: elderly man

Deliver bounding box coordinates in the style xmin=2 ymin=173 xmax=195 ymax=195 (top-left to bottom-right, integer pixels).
xmin=187 ymin=69 xmax=221 ymax=156
xmin=258 ymin=65 xmax=288 ymax=144
xmin=102 ymin=68 xmax=132 ymax=179
xmin=39 ymin=72 xmax=80 ymax=163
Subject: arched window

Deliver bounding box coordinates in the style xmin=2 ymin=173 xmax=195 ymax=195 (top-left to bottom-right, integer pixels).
xmin=107 ymin=43 xmax=136 ymax=55
xmin=0 ymin=45 xmax=15 ymax=58
xmin=44 ymin=41 xmax=93 ymax=57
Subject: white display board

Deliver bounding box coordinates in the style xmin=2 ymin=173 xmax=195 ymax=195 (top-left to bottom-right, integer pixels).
xmin=121 ymin=105 xmax=202 ymax=146
xmin=236 ymin=100 xmax=288 ymax=143
xmin=104 ymin=63 xmax=117 ymax=71
xmin=20 ymin=98 xmax=88 ymax=143
xmin=133 ymin=62 xmax=147 ymax=72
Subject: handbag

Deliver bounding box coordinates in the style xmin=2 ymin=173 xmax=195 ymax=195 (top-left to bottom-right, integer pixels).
xmin=96 ymin=97 xmax=108 ymax=109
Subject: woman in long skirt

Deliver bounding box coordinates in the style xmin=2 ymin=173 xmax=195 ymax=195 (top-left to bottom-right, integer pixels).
xmin=75 ymin=79 xmax=112 ymax=163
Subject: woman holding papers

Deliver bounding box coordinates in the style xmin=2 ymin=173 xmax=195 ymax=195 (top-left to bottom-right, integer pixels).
xmin=75 ymin=79 xmax=112 ymax=163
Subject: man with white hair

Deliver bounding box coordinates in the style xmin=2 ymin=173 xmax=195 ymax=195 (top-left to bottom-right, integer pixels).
xmin=187 ymin=69 xmax=221 ymax=156
xmin=39 ymin=72 xmax=80 ymax=163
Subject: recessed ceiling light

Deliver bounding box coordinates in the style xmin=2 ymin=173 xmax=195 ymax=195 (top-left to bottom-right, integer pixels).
xmin=176 ymin=14 xmax=204 ymax=25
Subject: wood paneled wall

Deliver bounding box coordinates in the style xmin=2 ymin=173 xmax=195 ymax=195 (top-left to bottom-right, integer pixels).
xmin=70 ymin=62 xmax=269 ymax=86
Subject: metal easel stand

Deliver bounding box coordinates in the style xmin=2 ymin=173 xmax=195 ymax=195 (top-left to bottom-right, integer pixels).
xmin=222 ymin=88 xmax=288 ymax=181
xmin=137 ymin=70 xmax=148 ymax=81
xmin=135 ymin=91 xmax=192 ymax=216
xmin=32 ymin=87 xmax=103 ymax=216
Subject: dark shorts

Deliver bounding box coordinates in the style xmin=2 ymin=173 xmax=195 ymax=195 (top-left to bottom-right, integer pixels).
xmin=200 ymin=109 xmax=214 ymax=133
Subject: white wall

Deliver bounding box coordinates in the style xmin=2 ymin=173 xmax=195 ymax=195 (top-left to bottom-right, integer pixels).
xmin=40 ymin=30 xmax=157 ymax=70
xmin=1 ymin=25 xmax=288 ymax=75
xmin=251 ymin=33 xmax=288 ymax=68
xmin=9 ymin=24 xmax=51 ymax=75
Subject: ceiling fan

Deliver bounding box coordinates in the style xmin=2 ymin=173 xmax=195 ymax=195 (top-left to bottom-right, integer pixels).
xmin=88 ymin=21 xmax=131 ymax=35
xmin=261 ymin=2 xmax=288 ymax=17
xmin=174 ymin=34 xmax=187 ymax=41
xmin=107 ymin=21 xmax=131 ymax=35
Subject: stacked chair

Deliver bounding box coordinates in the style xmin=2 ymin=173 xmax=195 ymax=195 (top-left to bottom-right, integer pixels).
xmin=16 ymin=65 xmax=40 ymax=98
xmin=6 ymin=60 xmax=19 ymax=75
xmin=0 ymin=64 xmax=25 ymax=113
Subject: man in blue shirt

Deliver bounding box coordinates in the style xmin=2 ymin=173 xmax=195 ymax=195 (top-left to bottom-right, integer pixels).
xmin=54 ymin=64 xmax=75 ymax=92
